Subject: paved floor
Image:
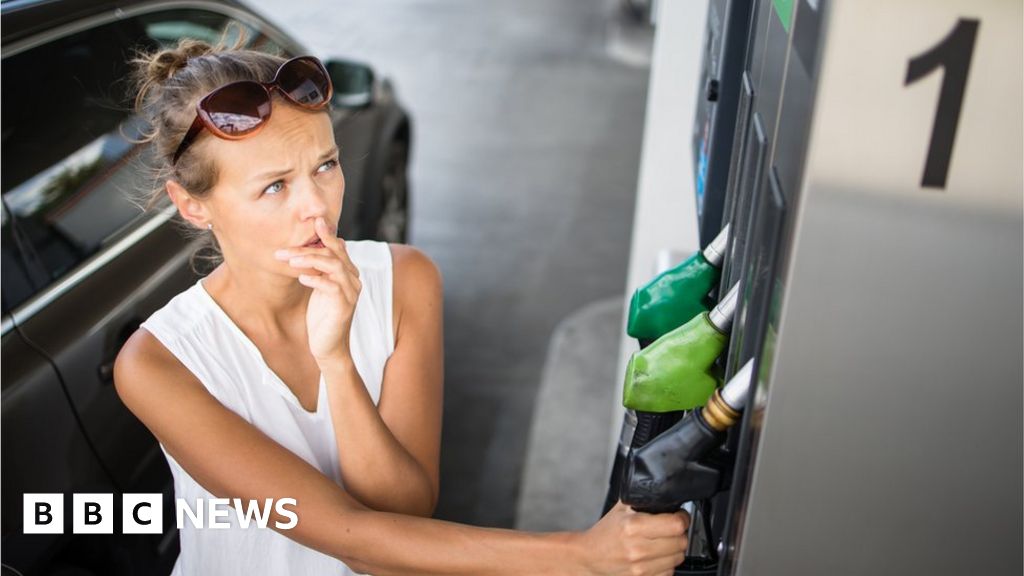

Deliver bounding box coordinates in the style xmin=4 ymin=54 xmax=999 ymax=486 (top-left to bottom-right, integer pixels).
xmin=515 ymin=297 xmax=622 ymax=531
xmin=248 ymin=0 xmax=653 ymax=527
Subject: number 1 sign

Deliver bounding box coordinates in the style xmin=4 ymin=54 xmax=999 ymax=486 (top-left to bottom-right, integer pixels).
xmin=802 ymin=0 xmax=1021 ymax=211
xmin=904 ymin=18 xmax=979 ymax=190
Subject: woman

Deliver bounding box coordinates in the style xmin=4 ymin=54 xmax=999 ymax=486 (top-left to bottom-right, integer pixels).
xmin=114 ymin=34 xmax=689 ymax=576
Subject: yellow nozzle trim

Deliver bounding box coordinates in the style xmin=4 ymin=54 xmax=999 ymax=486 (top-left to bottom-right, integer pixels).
xmin=702 ymin=390 xmax=741 ymax=432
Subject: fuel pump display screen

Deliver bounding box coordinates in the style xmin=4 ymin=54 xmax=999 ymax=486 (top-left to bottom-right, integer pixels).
xmin=693 ymin=0 xmax=756 ymax=249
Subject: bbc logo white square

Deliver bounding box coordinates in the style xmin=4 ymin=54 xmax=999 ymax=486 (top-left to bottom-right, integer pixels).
xmin=73 ymin=493 xmax=113 ymax=534
xmin=23 ymin=494 xmax=63 ymax=534
xmin=24 ymin=493 xmax=165 ymax=534
xmin=123 ymin=493 xmax=163 ymax=534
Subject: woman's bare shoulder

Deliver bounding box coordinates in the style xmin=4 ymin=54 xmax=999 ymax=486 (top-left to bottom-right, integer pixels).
xmin=113 ymin=327 xmax=204 ymax=412
xmin=388 ymin=243 xmax=442 ymax=290
xmin=387 ymin=244 xmax=443 ymax=337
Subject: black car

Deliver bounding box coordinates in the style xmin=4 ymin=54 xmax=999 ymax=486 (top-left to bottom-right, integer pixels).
xmin=1 ymin=1 xmax=412 ymax=573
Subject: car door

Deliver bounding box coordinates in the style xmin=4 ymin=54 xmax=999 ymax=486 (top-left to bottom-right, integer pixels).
xmin=1 ymin=202 xmax=115 ymax=573
xmin=0 ymin=14 xmax=204 ymax=499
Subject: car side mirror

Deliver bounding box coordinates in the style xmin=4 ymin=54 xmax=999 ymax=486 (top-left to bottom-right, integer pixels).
xmin=325 ymin=59 xmax=375 ymax=109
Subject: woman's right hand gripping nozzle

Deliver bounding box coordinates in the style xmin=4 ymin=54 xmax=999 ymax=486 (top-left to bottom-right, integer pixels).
xmin=575 ymin=500 xmax=689 ymax=575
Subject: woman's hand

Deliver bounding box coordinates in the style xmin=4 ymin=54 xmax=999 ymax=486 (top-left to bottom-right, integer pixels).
xmin=275 ymin=216 xmax=362 ymax=366
xmin=574 ymin=501 xmax=689 ymax=575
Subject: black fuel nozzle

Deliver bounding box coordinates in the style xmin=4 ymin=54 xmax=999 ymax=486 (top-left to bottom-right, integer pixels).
xmin=621 ymin=359 xmax=753 ymax=514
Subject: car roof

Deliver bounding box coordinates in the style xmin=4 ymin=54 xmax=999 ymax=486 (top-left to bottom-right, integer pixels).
xmin=1 ymin=0 xmax=254 ymax=47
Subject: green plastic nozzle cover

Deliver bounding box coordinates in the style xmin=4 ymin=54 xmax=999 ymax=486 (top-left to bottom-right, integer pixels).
xmin=623 ymin=312 xmax=728 ymax=412
xmin=627 ymin=251 xmax=720 ymax=342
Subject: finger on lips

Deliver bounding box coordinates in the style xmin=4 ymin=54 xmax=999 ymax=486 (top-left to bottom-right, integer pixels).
xmin=316 ymin=217 xmax=359 ymax=275
xmin=273 ymin=218 xmax=360 ymax=279
xmin=314 ymin=217 xmax=334 ymax=246
xmin=274 ymin=236 xmax=357 ymax=273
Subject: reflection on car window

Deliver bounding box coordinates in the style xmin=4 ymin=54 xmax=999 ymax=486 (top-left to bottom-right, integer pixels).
xmin=139 ymin=8 xmax=233 ymax=46
xmin=248 ymin=30 xmax=289 ymax=57
xmin=137 ymin=8 xmax=291 ymax=57
xmin=0 ymin=18 xmax=156 ymax=302
xmin=1 ymin=199 xmax=49 ymax=313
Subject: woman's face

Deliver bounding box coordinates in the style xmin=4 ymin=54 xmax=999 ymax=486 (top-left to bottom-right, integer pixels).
xmin=198 ymin=97 xmax=344 ymax=280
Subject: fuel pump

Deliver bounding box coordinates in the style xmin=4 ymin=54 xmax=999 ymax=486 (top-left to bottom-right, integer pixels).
xmin=621 ymin=360 xmax=754 ymax=574
xmin=606 ymin=0 xmax=1022 ymax=572
xmin=627 ymin=224 xmax=731 ymax=345
xmin=621 ymin=358 xmax=753 ymax=514
xmin=603 ymin=283 xmax=740 ymax=513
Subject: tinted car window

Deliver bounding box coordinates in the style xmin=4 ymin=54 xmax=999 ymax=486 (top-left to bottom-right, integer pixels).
xmin=137 ymin=8 xmax=290 ymax=57
xmin=1 ymin=200 xmax=47 ymax=313
xmin=1 ymin=18 xmax=155 ymax=297
xmin=248 ymin=29 xmax=290 ymax=57
xmin=138 ymin=8 xmax=234 ymax=46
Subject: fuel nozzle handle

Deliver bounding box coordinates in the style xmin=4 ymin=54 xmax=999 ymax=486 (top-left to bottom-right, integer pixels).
xmin=621 ymin=359 xmax=754 ymax=513
xmin=701 ymin=223 xmax=731 ymax=268
xmin=708 ymin=282 xmax=740 ymax=333
xmin=627 ymin=224 xmax=732 ymax=343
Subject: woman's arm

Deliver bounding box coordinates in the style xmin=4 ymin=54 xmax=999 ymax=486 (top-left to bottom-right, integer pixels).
xmin=319 ymin=244 xmax=443 ymax=516
xmin=114 ymin=329 xmax=688 ymax=575
xmin=279 ymin=218 xmax=440 ymax=514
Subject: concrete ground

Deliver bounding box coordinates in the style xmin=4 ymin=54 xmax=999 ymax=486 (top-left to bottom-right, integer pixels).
xmin=247 ymin=0 xmax=653 ymax=527
xmin=515 ymin=297 xmax=622 ymax=531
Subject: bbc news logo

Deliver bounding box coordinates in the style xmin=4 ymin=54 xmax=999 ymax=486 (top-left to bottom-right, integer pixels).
xmin=24 ymin=494 xmax=298 ymax=534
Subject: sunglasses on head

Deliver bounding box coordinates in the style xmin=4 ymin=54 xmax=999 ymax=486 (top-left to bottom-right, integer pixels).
xmin=172 ymin=55 xmax=334 ymax=165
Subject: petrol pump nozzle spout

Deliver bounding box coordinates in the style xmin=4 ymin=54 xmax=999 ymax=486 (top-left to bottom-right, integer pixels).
xmin=702 ymin=223 xmax=731 ymax=268
xmin=622 ymin=360 xmax=754 ymax=513
xmin=719 ymin=357 xmax=754 ymax=413
xmin=708 ymin=282 xmax=740 ymax=333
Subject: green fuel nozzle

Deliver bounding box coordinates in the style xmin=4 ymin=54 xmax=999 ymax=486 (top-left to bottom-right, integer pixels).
xmin=622 ymin=359 xmax=754 ymax=514
xmin=622 ymin=282 xmax=739 ymax=413
xmin=627 ymin=224 xmax=731 ymax=342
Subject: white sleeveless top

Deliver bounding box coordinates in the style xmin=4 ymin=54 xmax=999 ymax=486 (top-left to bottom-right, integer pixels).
xmin=138 ymin=240 xmax=394 ymax=576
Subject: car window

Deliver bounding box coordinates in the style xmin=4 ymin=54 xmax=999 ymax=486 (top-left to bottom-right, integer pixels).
xmin=0 ymin=18 xmax=154 ymax=303
xmin=1 ymin=199 xmax=48 ymax=313
xmin=138 ymin=8 xmax=236 ymax=47
xmin=137 ymin=8 xmax=292 ymax=57
xmin=249 ymin=30 xmax=290 ymax=57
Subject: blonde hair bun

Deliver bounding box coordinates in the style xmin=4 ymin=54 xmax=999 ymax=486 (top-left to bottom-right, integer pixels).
xmin=144 ymin=38 xmax=214 ymax=84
